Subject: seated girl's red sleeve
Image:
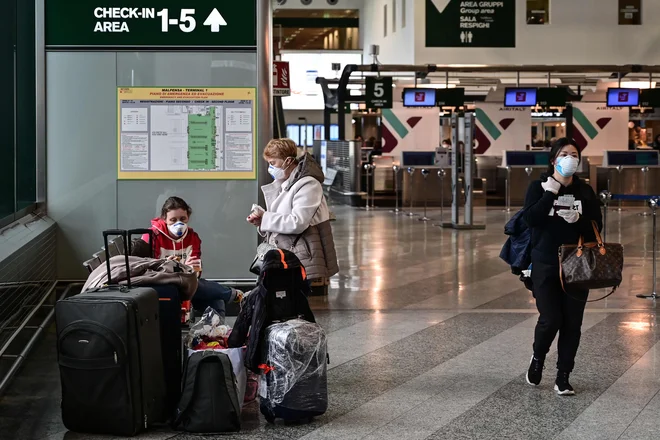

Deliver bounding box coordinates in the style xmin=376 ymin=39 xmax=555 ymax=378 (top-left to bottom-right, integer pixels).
xmin=191 ymin=232 xmax=202 ymax=259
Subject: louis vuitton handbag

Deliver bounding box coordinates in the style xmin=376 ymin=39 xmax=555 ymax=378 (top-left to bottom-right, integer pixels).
xmin=559 ymin=221 xmax=624 ymax=302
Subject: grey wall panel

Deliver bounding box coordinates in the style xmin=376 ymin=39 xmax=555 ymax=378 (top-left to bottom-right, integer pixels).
xmin=116 ymin=52 xmax=259 ymax=278
xmin=46 ymin=52 xmax=118 ymax=279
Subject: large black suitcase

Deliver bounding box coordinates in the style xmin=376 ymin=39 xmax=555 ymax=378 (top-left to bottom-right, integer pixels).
xmin=55 ymin=230 xmax=166 ymax=436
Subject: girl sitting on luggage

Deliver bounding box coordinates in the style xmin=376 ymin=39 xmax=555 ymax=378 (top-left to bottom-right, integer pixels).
xmin=131 ymin=196 xmax=242 ymax=319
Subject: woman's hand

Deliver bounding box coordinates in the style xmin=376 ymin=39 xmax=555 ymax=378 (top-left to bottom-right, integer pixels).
xmin=557 ymin=209 xmax=580 ymax=224
xmin=246 ymin=214 xmax=262 ymax=226
xmin=184 ymin=256 xmax=201 ymax=268
xmin=541 ymin=177 xmax=561 ymax=195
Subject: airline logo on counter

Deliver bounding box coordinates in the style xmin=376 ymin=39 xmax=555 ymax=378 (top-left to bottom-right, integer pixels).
xmin=474 ymin=108 xmax=515 ymax=154
xmin=381 ymin=109 xmax=426 ymax=153
xmin=572 ymin=107 xmax=612 ymax=152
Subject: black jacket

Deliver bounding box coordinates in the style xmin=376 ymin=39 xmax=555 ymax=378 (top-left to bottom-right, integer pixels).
xmin=500 ymin=208 xmax=532 ymax=274
xmin=227 ymin=249 xmax=315 ymax=374
xmin=523 ymin=174 xmax=603 ymax=266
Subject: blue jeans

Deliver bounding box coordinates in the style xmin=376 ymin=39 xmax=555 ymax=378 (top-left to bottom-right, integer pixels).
xmin=192 ymin=278 xmax=235 ymax=319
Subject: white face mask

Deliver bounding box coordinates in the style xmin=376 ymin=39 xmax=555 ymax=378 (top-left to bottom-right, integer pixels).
xmin=268 ymin=158 xmax=292 ymax=181
xmin=168 ymin=221 xmax=187 ymax=238
xmin=555 ymin=156 xmax=579 ymax=178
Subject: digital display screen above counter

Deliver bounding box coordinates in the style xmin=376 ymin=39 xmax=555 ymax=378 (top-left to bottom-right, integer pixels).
xmin=605 ymin=151 xmax=659 ymax=166
xmin=537 ymin=87 xmax=568 ymax=107
xmin=504 ymin=151 xmax=551 ymax=167
xmin=403 ymin=89 xmax=436 ymax=107
xmin=504 ymin=88 xmax=537 ymax=107
xmin=639 ymin=88 xmax=660 ymax=108
xmin=607 ymin=88 xmax=640 ymax=107
xmin=436 ymin=88 xmax=466 ymax=107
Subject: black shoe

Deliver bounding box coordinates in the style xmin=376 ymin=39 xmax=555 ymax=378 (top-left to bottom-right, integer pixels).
xmin=554 ymin=371 xmax=575 ymax=396
xmin=526 ymin=356 xmax=544 ymax=386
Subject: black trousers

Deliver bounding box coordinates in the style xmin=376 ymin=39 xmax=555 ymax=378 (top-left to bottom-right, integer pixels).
xmin=531 ymin=259 xmax=588 ymax=372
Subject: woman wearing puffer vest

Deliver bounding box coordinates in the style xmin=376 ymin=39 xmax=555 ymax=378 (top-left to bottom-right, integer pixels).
xmin=247 ymin=138 xmax=339 ymax=282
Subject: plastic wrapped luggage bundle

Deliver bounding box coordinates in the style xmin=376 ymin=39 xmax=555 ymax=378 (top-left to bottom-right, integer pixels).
xmin=260 ymin=319 xmax=328 ymax=421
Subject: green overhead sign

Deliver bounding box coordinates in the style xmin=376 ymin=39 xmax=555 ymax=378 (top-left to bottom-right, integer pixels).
xmin=46 ymin=0 xmax=257 ymax=48
xmin=425 ymin=0 xmax=515 ymax=48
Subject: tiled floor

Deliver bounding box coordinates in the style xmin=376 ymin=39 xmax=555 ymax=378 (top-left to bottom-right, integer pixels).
xmin=2 ymin=207 xmax=660 ymax=440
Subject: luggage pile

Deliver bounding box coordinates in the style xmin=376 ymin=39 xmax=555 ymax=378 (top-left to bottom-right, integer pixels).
xmin=55 ymin=232 xmax=328 ymax=437
xmin=228 ymin=248 xmax=329 ymax=424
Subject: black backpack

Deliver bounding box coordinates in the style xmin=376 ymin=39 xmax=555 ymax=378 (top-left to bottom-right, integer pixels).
xmin=173 ymin=351 xmax=241 ymax=433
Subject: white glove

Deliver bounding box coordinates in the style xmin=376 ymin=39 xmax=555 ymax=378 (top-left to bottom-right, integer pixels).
xmin=541 ymin=177 xmax=561 ymax=195
xmin=557 ymin=209 xmax=580 ymax=224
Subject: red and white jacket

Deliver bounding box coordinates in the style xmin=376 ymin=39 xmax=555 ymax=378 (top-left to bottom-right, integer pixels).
xmin=142 ymin=218 xmax=202 ymax=262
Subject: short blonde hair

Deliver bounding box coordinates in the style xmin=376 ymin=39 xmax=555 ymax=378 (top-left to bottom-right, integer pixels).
xmin=264 ymin=138 xmax=298 ymax=160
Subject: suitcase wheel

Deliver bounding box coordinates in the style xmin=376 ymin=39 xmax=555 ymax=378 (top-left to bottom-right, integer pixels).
xmin=265 ymin=414 xmax=276 ymax=424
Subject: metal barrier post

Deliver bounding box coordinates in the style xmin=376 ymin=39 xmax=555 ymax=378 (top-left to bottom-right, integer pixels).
xmin=636 ymin=197 xmax=658 ymax=300
xmin=419 ymin=169 xmax=431 ymax=222
xmin=362 ymin=163 xmax=372 ymax=211
xmin=391 ymin=165 xmax=401 ymax=214
xmin=434 ymin=169 xmax=447 ymax=226
xmin=370 ymin=164 xmax=377 ymax=210
xmin=599 ymin=190 xmax=611 ymax=243
xmin=616 ymin=166 xmax=625 ymax=212
xmin=407 ymin=167 xmax=418 ymax=217
xmin=639 ymin=167 xmax=651 ymax=217
xmin=503 ymin=166 xmax=512 ymax=213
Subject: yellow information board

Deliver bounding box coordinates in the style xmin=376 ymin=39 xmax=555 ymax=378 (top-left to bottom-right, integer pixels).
xmin=117 ymin=87 xmax=257 ymax=180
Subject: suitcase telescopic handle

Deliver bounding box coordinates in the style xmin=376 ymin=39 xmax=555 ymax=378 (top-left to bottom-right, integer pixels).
xmin=102 ymin=229 xmax=131 ymax=288
xmin=127 ymin=229 xmax=155 ymax=258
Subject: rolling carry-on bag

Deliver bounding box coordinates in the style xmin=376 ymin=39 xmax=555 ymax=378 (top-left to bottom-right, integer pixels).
xmin=259 ymin=319 xmax=328 ymax=423
xmin=127 ymin=229 xmax=184 ymax=421
xmin=55 ymin=230 xmax=166 ymax=436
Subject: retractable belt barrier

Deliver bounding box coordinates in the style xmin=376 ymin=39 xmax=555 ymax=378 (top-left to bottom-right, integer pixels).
xmin=600 ymin=191 xmax=660 ymax=300
xmin=391 ymin=165 xmax=401 ymax=215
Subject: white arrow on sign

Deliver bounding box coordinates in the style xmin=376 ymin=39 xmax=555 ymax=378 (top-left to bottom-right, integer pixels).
xmin=203 ymin=8 xmax=228 ymax=32
xmin=429 ymin=0 xmax=451 ymax=14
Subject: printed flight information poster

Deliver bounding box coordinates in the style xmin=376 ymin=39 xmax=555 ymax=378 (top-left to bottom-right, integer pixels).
xmin=117 ymin=87 xmax=257 ymax=180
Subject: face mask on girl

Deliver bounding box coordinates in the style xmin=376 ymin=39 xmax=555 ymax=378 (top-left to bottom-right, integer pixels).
xmin=268 ymin=158 xmax=293 ymax=181
xmin=555 ymin=156 xmax=579 ymax=177
xmin=169 ymin=221 xmax=188 ymax=238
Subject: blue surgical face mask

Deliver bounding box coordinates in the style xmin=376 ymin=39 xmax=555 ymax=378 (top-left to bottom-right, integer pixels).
xmin=168 ymin=222 xmax=187 ymax=238
xmin=555 ymin=156 xmax=579 ymax=177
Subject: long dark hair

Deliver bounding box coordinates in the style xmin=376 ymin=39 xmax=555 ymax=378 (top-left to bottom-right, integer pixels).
xmin=161 ymin=196 xmax=192 ymax=218
xmin=546 ymin=138 xmax=581 ymax=176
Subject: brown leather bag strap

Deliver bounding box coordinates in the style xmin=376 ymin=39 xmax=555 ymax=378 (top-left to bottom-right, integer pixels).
xmin=591 ymin=220 xmax=604 ymax=246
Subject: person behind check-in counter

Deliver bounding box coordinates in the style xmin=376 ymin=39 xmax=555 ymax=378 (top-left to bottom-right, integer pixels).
xmin=522 ymin=138 xmax=602 ymax=396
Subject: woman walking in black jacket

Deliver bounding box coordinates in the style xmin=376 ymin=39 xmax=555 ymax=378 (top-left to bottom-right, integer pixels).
xmin=523 ymin=138 xmax=602 ymax=396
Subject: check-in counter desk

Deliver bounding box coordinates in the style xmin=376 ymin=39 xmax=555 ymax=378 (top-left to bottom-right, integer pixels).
xmin=371 ymin=156 xmax=396 ymax=192
xmin=596 ymin=151 xmax=660 ymax=204
xmin=476 ymin=155 xmax=502 ymax=193
xmin=497 ymin=151 xmax=552 ymax=206
xmin=401 ymin=167 xmax=486 ymax=207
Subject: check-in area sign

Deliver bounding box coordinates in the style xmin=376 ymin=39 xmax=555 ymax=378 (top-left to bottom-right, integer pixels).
xmin=426 ymin=0 xmax=515 ymax=48
xmin=46 ymin=0 xmax=257 ymax=48
xmin=366 ymin=77 xmax=393 ymax=109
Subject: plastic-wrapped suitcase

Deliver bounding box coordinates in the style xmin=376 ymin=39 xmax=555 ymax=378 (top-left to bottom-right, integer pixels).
xmin=259 ymin=319 xmax=328 ymax=423
xmin=55 ymin=230 xmax=166 ymax=436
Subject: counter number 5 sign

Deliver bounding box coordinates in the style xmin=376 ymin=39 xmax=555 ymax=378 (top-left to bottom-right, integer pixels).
xmin=366 ymin=77 xmax=393 ymax=109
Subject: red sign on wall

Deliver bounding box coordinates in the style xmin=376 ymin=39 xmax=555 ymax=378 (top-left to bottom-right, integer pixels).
xmin=273 ymin=61 xmax=291 ymax=97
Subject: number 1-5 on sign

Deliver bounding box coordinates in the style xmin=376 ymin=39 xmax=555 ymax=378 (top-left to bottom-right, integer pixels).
xmin=156 ymin=8 xmax=228 ymax=33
